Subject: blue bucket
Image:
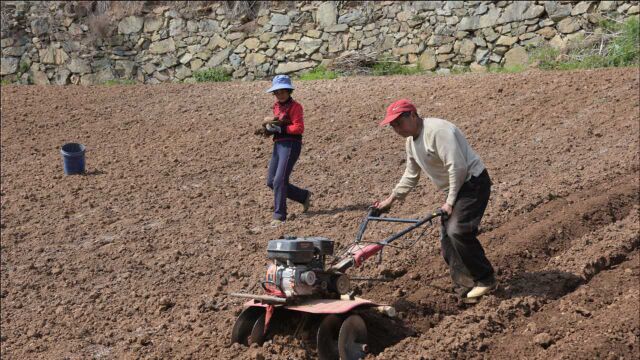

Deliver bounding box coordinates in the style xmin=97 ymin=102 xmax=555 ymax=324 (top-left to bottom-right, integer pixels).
xmin=60 ymin=143 xmax=86 ymax=175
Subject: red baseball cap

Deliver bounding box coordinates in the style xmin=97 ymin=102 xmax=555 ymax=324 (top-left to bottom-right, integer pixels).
xmin=379 ymin=99 xmax=417 ymax=126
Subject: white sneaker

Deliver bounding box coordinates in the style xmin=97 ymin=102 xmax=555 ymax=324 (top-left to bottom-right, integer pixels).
xmin=466 ymin=279 xmax=497 ymax=299
xmin=270 ymin=219 xmax=285 ymax=227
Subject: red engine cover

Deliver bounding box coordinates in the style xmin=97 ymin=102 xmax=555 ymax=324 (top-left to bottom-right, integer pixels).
xmin=264 ymin=263 xmax=285 ymax=297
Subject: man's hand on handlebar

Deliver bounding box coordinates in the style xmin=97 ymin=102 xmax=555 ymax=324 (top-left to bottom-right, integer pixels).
xmin=374 ymin=194 xmax=396 ymax=213
xmin=372 ymin=194 xmax=450 ymax=220
xmin=440 ymin=203 xmax=453 ymax=216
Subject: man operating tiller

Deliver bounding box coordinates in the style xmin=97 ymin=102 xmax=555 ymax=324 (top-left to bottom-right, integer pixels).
xmin=375 ymin=99 xmax=496 ymax=302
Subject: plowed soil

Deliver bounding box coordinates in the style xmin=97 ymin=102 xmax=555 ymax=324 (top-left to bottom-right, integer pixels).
xmin=1 ymin=67 xmax=639 ymax=359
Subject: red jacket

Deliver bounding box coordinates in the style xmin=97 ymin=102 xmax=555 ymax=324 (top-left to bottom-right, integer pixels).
xmin=272 ymin=98 xmax=304 ymax=141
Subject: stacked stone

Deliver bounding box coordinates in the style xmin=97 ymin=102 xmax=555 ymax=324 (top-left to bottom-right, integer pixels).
xmin=0 ymin=1 xmax=638 ymax=84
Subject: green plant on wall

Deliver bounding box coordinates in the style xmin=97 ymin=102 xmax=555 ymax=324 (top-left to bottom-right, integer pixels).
xmin=489 ymin=64 xmax=527 ymax=73
xmin=451 ymin=65 xmax=470 ymax=74
xmin=297 ymin=66 xmax=339 ymax=80
xmin=531 ymin=17 xmax=639 ymax=71
xmin=371 ymin=58 xmax=423 ymax=76
xmin=18 ymin=61 xmax=30 ymax=74
xmin=530 ymin=46 xmax=561 ymax=70
xmin=193 ymin=67 xmax=231 ymax=82
xmin=608 ymin=16 xmax=639 ymax=67
xmin=102 ymin=79 xmax=136 ymax=85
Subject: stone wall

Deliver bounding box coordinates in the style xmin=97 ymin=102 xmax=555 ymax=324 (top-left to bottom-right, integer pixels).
xmin=1 ymin=1 xmax=638 ymax=85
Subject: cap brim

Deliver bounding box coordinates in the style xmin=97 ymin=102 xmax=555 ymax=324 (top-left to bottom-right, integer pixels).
xmin=379 ymin=113 xmax=402 ymax=126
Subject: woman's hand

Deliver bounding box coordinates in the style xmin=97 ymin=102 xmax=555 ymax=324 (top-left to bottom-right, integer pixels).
xmin=262 ymin=116 xmax=278 ymax=126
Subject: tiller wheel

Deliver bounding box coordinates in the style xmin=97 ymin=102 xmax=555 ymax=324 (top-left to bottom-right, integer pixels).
xmin=231 ymin=306 xmax=267 ymax=346
xmin=316 ymin=313 xmax=368 ymax=360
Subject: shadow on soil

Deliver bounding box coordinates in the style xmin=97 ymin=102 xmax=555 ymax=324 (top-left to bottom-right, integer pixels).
xmin=360 ymin=309 xmax=417 ymax=354
xmin=263 ymin=306 xmax=416 ymax=357
xmin=497 ymin=270 xmax=583 ymax=300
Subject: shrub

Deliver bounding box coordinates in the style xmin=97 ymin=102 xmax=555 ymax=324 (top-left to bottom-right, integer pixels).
xmin=102 ymin=79 xmax=136 ymax=85
xmin=86 ymin=13 xmax=114 ymax=42
xmin=371 ymin=59 xmax=423 ymax=76
xmin=555 ymin=55 xmax=610 ymax=70
xmin=608 ymin=16 xmax=639 ymax=67
xmin=193 ymin=68 xmax=231 ymax=82
xmin=598 ymin=19 xmax=619 ymax=32
xmin=298 ymin=66 xmax=339 ymax=80
xmin=488 ymin=64 xmax=526 ymax=74
xmin=18 ymin=61 xmax=30 ymax=74
xmin=451 ymin=65 xmax=470 ymax=74
xmin=530 ymin=46 xmax=561 ymax=70
xmin=109 ymin=1 xmax=145 ymax=18
xmin=222 ymin=0 xmax=261 ymax=21
xmin=531 ymin=17 xmax=639 ymax=71
xmin=0 ymin=4 xmax=12 ymax=32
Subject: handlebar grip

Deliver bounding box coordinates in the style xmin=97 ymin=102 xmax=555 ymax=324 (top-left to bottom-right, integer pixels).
xmin=353 ymin=244 xmax=384 ymax=267
xmin=435 ymin=208 xmax=449 ymax=221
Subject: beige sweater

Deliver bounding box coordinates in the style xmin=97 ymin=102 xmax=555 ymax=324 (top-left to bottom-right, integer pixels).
xmin=392 ymin=117 xmax=486 ymax=206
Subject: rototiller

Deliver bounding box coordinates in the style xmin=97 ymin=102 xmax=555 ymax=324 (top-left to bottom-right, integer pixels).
xmin=230 ymin=207 xmax=445 ymax=360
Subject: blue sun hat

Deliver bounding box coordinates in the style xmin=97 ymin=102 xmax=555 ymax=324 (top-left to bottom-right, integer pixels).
xmin=266 ymin=75 xmax=295 ymax=93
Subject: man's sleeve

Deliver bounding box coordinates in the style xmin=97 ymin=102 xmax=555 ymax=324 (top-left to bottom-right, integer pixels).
xmin=434 ymin=128 xmax=468 ymax=206
xmin=284 ymin=103 xmax=304 ymax=135
xmin=392 ymin=141 xmax=421 ymax=201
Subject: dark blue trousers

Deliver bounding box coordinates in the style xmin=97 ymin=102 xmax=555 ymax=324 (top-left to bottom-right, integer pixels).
xmin=266 ymin=140 xmax=309 ymax=220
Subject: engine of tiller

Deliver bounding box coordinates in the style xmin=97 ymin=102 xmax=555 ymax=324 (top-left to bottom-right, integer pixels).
xmin=264 ymin=236 xmax=351 ymax=299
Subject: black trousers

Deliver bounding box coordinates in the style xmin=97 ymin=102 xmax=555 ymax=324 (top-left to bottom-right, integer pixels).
xmin=440 ymin=169 xmax=495 ymax=289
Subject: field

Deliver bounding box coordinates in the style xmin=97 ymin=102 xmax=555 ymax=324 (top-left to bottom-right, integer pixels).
xmin=1 ymin=67 xmax=639 ymax=359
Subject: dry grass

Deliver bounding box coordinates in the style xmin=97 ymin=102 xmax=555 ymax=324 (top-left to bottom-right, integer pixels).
xmin=75 ymin=1 xmax=144 ymax=43
xmin=109 ymin=1 xmax=145 ymax=18
xmin=74 ymin=1 xmax=143 ymax=18
xmin=330 ymin=50 xmax=380 ymax=75
xmin=222 ymin=1 xmax=261 ymax=22
xmin=86 ymin=13 xmax=113 ymax=41
xmin=0 ymin=2 xmax=15 ymax=33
